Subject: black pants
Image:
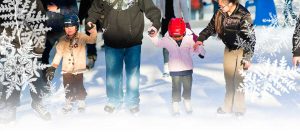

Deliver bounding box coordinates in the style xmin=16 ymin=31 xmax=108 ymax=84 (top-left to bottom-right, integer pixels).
xmin=0 ymin=70 xmax=45 ymax=107
xmin=86 ymin=31 xmax=98 ymax=57
xmin=63 ymin=73 xmax=87 ymax=101
xmin=161 ymin=18 xmax=172 ymax=64
xmin=171 ymin=75 xmax=193 ymax=102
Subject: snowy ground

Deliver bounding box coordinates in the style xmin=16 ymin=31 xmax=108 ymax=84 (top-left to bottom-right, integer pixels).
xmin=1 ymin=26 xmax=300 ymax=132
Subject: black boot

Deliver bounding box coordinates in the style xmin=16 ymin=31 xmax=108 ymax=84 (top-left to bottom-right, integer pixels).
xmin=31 ymin=101 xmax=51 ymax=120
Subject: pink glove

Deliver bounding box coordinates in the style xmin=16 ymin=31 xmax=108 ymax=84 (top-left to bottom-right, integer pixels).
xmin=186 ymin=23 xmax=198 ymax=42
xmin=192 ymin=33 xmax=198 ymax=42
xmin=185 ymin=23 xmax=191 ymax=30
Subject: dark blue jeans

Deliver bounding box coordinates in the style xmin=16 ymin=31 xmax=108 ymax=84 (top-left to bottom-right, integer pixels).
xmin=105 ymin=45 xmax=141 ymax=108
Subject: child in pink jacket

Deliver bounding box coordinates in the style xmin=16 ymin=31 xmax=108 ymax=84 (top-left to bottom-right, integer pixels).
xmin=149 ymin=18 xmax=205 ymax=115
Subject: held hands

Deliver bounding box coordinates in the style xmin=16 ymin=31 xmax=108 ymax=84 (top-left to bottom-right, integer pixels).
xmin=86 ymin=22 xmax=97 ymax=34
xmin=148 ymin=26 xmax=158 ymax=37
xmin=193 ymin=41 xmax=203 ymax=51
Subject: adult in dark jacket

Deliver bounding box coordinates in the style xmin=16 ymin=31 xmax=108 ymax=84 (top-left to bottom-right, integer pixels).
xmin=0 ymin=0 xmax=51 ymax=123
xmin=292 ymin=15 xmax=300 ymax=65
xmin=78 ymin=0 xmax=99 ymax=69
xmin=195 ymin=0 xmax=255 ymax=117
xmin=86 ymin=0 xmax=161 ymax=114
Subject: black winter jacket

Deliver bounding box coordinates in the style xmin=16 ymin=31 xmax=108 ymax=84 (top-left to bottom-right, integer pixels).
xmin=78 ymin=0 xmax=94 ymax=24
xmin=41 ymin=0 xmax=78 ymax=32
xmin=87 ymin=0 xmax=161 ymax=48
xmin=198 ymin=4 xmax=256 ymax=61
xmin=293 ymin=16 xmax=300 ymax=56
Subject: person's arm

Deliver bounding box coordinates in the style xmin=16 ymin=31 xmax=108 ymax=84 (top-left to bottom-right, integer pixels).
xmin=150 ymin=36 xmax=166 ymax=48
xmin=83 ymin=25 xmax=97 ymax=44
xmin=78 ymin=0 xmax=90 ymax=24
xmin=240 ymin=13 xmax=255 ymax=62
xmin=139 ymin=0 xmax=161 ymax=31
xmin=293 ymin=17 xmax=300 ymax=57
xmin=187 ymin=33 xmax=205 ymax=58
xmin=197 ymin=13 xmax=217 ymax=42
xmin=51 ymin=42 xmax=63 ymax=68
xmin=86 ymin=0 xmax=102 ymax=25
xmin=32 ymin=0 xmax=47 ymax=55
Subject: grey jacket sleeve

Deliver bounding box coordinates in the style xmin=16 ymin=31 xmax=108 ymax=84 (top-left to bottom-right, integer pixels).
xmin=86 ymin=0 xmax=103 ymax=24
xmin=139 ymin=0 xmax=161 ymax=30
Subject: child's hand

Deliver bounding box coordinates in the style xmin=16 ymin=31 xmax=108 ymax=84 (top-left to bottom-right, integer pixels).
xmin=87 ymin=22 xmax=96 ymax=34
xmin=193 ymin=41 xmax=203 ymax=51
xmin=148 ymin=26 xmax=158 ymax=37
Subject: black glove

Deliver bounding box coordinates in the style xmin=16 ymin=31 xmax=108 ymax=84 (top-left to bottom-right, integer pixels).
xmin=46 ymin=66 xmax=56 ymax=81
xmin=198 ymin=54 xmax=204 ymax=59
xmin=85 ymin=23 xmax=95 ymax=31
xmin=87 ymin=55 xmax=97 ymax=69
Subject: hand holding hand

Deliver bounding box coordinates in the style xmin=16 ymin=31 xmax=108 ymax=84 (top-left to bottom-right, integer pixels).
xmin=148 ymin=26 xmax=158 ymax=37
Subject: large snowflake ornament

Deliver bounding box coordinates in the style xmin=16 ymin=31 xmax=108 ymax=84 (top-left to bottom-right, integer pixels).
xmin=234 ymin=10 xmax=298 ymax=99
xmin=0 ymin=0 xmax=50 ymax=49
xmin=0 ymin=0 xmax=51 ymax=99
xmin=240 ymin=57 xmax=297 ymax=98
xmin=0 ymin=29 xmax=14 ymax=56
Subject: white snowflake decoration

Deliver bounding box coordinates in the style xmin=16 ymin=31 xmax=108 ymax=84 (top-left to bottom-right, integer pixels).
xmin=0 ymin=0 xmax=50 ymax=49
xmin=234 ymin=10 xmax=298 ymax=99
xmin=0 ymin=29 xmax=14 ymax=56
xmin=234 ymin=21 xmax=255 ymax=57
xmin=0 ymin=0 xmax=50 ymax=99
xmin=240 ymin=57 xmax=297 ymax=98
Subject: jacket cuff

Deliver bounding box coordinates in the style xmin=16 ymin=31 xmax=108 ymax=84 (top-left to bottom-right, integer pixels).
xmin=243 ymin=52 xmax=253 ymax=62
xmin=197 ymin=34 xmax=206 ymax=42
xmin=293 ymin=51 xmax=300 ymax=57
xmin=152 ymin=21 xmax=161 ymax=31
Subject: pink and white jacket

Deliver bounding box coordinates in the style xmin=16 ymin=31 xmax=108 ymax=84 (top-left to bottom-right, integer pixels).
xmin=150 ymin=29 xmax=205 ymax=76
